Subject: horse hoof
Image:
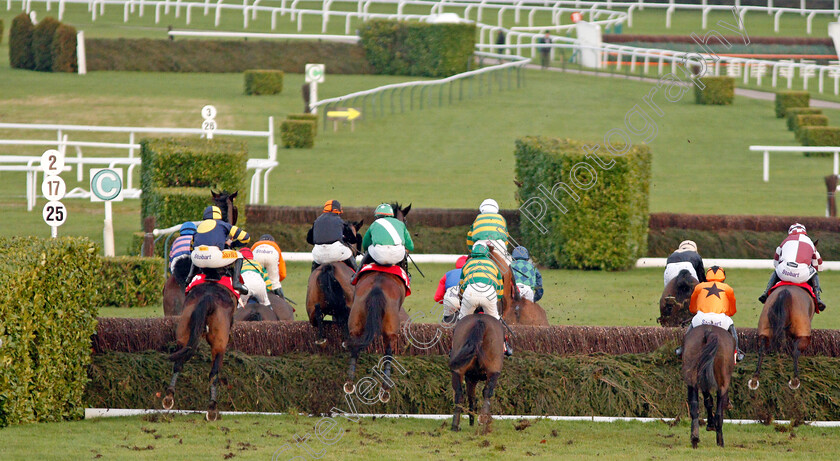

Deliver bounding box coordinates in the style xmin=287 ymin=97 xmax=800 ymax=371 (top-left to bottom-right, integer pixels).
xmin=162 ymin=395 xmax=174 ymax=410
xmin=478 ymin=414 xmax=491 ymax=425
xmin=315 ymin=339 xmax=327 ymax=347
xmin=341 ymin=341 xmax=348 ymax=350
xmin=379 ymin=390 xmax=390 ymax=404
xmin=206 ymin=410 xmax=220 ymax=422
xmin=691 ymin=437 xmax=699 ymax=449
xmin=789 ymin=378 xmax=801 ymax=390
xmin=748 ymin=378 xmax=760 ymax=390
xmin=343 ymin=382 xmax=356 ymax=394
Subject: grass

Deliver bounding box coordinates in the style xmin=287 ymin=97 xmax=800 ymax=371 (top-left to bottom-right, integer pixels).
xmin=1 ymin=414 xmax=839 ymax=460
xmin=100 ymin=263 xmax=840 ymax=330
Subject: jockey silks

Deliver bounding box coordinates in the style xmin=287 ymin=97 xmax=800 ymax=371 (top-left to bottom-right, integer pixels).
xmin=466 ymin=212 xmax=508 ymax=249
xmin=193 ymin=206 xmax=250 ymax=251
xmin=307 ymin=212 xmax=355 ymax=245
xmin=665 ymin=249 xmax=706 ymax=283
xmin=361 ymin=217 xmax=415 ymax=251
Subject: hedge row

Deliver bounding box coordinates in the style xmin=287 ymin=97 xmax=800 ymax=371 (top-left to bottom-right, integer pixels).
xmin=515 ymin=137 xmax=651 ymax=270
xmin=649 ymin=227 xmax=840 ymax=260
xmin=86 ymin=349 xmax=840 ymax=421
xmin=0 ymin=18 xmax=4 ymax=45
xmin=794 ymin=114 xmax=829 ymax=141
xmin=140 ymin=138 xmax=248 ymax=228
xmin=86 ymin=39 xmax=373 ymax=73
xmin=359 ymin=20 xmax=476 ymax=77
xmin=694 ymin=76 xmax=734 ymax=105
xmin=775 ymin=91 xmax=810 ymax=118
xmin=799 ymin=126 xmax=840 ymax=148
xmin=244 ymin=69 xmax=283 ymax=95
xmin=280 ymin=120 xmax=315 ymax=148
xmin=0 ymin=237 xmax=100 ymax=427
xmin=648 ymin=212 xmax=840 ymax=232
xmin=8 ymin=14 xmax=75 ymax=72
xmin=287 ymin=113 xmax=318 ymax=135
xmin=98 ymin=257 xmax=164 ymax=308
xmin=603 ymin=34 xmax=832 ymax=46
xmin=786 ymin=107 xmax=822 ymax=130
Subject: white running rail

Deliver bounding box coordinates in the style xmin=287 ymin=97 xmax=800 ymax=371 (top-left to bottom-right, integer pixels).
xmin=749 ymin=145 xmax=840 ymax=182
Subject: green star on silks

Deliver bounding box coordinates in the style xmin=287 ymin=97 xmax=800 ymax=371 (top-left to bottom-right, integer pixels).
xmin=704 ymin=283 xmax=725 ymax=299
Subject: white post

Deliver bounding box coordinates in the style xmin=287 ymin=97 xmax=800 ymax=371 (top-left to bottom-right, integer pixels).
xmin=310 ymin=81 xmax=318 ymax=114
xmin=77 ymin=31 xmax=87 ymax=75
xmin=52 ymin=226 xmax=58 ymax=238
xmin=835 ymin=151 xmax=839 ymax=176
xmin=103 ymin=200 xmax=115 ymax=256
xmin=763 ymin=150 xmax=769 ymax=182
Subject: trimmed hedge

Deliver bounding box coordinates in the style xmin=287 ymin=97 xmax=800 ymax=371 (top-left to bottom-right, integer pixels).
xmin=775 ymin=91 xmax=810 ymax=118
xmin=32 ymin=16 xmax=60 ymax=72
xmin=799 ymin=126 xmax=840 ymax=155
xmin=9 ymin=13 xmax=34 ymax=70
xmin=51 ymin=24 xmax=77 ymax=73
xmin=140 ymin=138 xmax=248 ymax=228
xmin=794 ymin=114 xmax=829 ymax=141
xmin=694 ymin=76 xmax=734 ymax=105
xmin=86 ymin=39 xmax=373 ymax=73
xmin=287 ymin=113 xmax=318 ymax=135
xmin=280 ymin=120 xmax=315 ymax=148
xmin=786 ymin=107 xmax=823 ymax=131
xmin=0 ymin=237 xmax=100 ymax=427
xmin=244 ymin=69 xmax=283 ymax=95
xmin=98 ymin=257 xmax=164 ymax=308
xmin=359 ymin=19 xmax=476 ymax=77
xmin=515 ymin=137 xmax=651 ymax=270
xmin=0 ymin=18 xmax=4 ymax=45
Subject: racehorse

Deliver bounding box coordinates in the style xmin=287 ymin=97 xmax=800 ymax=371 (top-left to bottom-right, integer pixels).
xmin=748 ymin=285 xmax=815 ymax=391
xmin=658 ymin=269 xmax=699 ymax=327
xmin=234 ymin=293 xmax=294 ymax=322
xmin=449 ymin=313 xmax=505 ymax=431
xmin=343 ymin=203 xmax=412 ymax=401
xmin=306 ymin=220 xmax=364 ymax=346
xmin=486 ymin=244 xmax=549 ymax=326
xmin=682 ymin=325 xmax=735 ymax=448
xmin=162 ymin=274 xmax=238 ymax=421
xmin=163 ymin=190 xmax=238 ymax=316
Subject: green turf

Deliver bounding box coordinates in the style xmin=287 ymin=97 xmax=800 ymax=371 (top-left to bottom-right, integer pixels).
xmin=1 ymin=414 xmax=838 ymax=460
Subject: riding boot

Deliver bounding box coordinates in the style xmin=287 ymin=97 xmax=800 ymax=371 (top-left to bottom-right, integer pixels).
xmin=311 ymin=261 xmax=320 ymax=273
xmin=272 ymin=287 xmax=286 ymax=298
xmin=350 ymin=252 xmax=372 ymax=284
xmin=758 ymin=272 xmax=781 ymax=303
xmin=504 ymin=334 xmax=513 ymax=357
xmin=344 ymin=256 xmax=358 ymax=272
xmin=230 ymin=258 xmax=250 ymax=296
xmin=728 ymin=324 xmax=745 ymax=362
xmin=808 ymin=274 xmax=827 ymax=312
xmin=184 ymin=262 xmax=199 ymax=288
xmin=675 ymin=323 xmax=694 ymax=357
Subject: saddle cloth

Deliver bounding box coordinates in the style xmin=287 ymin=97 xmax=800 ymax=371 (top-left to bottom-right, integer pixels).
xmin=352 ymin=264 xmax=411 ymax=296
xmin=185 ymin=274 xmax=240 ymax=299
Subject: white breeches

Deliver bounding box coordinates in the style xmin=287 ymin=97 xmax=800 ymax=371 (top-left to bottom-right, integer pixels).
xmin=312 ymin=241 xmax=352 ymax=265
xmin=191 ymin=246 xmax=239 ymax=269
xmin=663 ymin=261 xmax=698 ymax=287
xmin=516 ymin=283 xmax=535 ymax=302
xmin=253 ymin=245 xmax=281 ymax=288
xmin=691 ymin=312 xmax=734 ymax=330
xmin=459 ymin=284 xmax=500 ymax=320
xmin=369 ymin=244 xmax=406 ymax=266
xmin=240 ymin=271 xmax=270 ymax=306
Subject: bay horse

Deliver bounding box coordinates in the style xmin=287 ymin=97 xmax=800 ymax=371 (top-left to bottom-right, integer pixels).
xmin=162 ymin=275 xmax=238 ymax=421
xmin=682 ymin=325 xmax=735 ymax=448
xmin=306 ymin=220 xmax=364 ymax=346
xmin=748 ymin=285 xmax=815 ymax=391
xmin=449 ymin=313 xmax=505 ymax=431
xmin=658 ymin=269 xmax=699 ymax=327
xmin=487 ymin=244 xmax=549 ymax=326
xmin=163 ymin=190 xmax=238 ymax=317
xmin=234 ymin=293 xmax=294 ymax=322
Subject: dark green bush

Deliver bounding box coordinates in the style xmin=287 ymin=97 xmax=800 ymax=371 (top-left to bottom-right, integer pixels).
xmin=51 ymin=24 xmax=77 ymax=73
xmin=244 ymin=69 xmax=283 ymax=95
xmin=694 ymin=76 xmax=734 ymax=105
xmin=0 ymin=18 xmax=4 ymax=45
xmin=280 ymin=120 xmax=315 ymax=148
xmin=515 ymin=137 xmax=651 ymax=270
xmin=359 ymin=19 xmax=476 ymax=77
xmin=86 ymin=39 xmax=373 ymax=73
xmin=794 ymin=114 xmax=829 ymax=141
xmin=786 ymin=107 xmax=822 ymax=130
xmin=799 ymin=126 xmax=840 ymax=150
xmin=9 ymin=14 xmax=35 ymax=70
xmin=0 ymin=236 xmax=100 ymax=427
xmin=32 ymin=16 xmax=60 ymax=72
xmin=775 ymin=91 xmax=810 ymax=118
xmin=143 ymin=187 xmax=211 ymax=229
xmin=286 ymin=113 xmax=318 ymax=135
xmin=98 ymin=256 xmax=164 ymax=307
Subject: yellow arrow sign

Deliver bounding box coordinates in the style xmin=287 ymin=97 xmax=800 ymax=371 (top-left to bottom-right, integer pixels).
xmin=326 ymin=107 xmax=361 ymax=121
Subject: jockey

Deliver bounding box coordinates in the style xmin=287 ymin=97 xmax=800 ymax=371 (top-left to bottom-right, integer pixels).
xmin=758 ymin=223 xmax=825 ymax=311
xmin=238 ymin=247 xmax=271 ymax=307
xmin=434 ymin=255 xmax=469 ymax=323
xmin=306 ymin=199 xmax=359 ymax=272
xmin=676 ymin=266 xmax=743 ymax=361
xmin=169 ymin=221 xmax=197 ymax=287
xmin=189 ymin=205 xmax=251 ymax=295
xmin=358 ymin=203 xmax=415 ymax=271
xmin=510 ymin=246 xmax=543 ymax=302
xmin=467 ymin=199 xmax=509 ymax=258
xmin=663 ymin=240 xmax=705 ymax=286
xmin=459 ymin=243 xmax=513 ymax=357
xmin=251 ymin=234 xmax=288 ymax=298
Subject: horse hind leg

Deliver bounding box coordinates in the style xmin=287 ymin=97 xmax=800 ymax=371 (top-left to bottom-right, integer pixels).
xmin=205 ymin=315 xmax=230 ymax=422
xmin=451 ymin=372 xmax=464 ymax=432
xmin=162 ymin=359 xmax=184 ymax=410
xmin=715 ymin=390 xmax=725 ymax=447
xmin=479 ymin=372 xmax=500 ymax=428
xmin=314 ymin=304 xmax=328 ymax=347
xmin=688 ymin=386 xmax=700 ymax=449
xmin=206 ymin=352 xmax=224 ymax=421
xmin=789 ymin=337 xmax=808 ymax=390
xmin=749 ymin=336 xmax=769 ymax=390
xmin=344 ymin=347 xmax=359 ymax=395
xmin=378 ymin=333 xmax=399 ymax=403
xmin=466 ymin=378 xmax=477 ymax=427
xmin=702 ymin=391 xmax=716 ymax=432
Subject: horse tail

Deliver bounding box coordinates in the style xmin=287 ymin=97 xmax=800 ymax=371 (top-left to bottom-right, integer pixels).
xmin=169 ymin=294 xmax=211 ymax=362
xmin=696 ymin=329 xmax=720 ymax=393
xmin=353 ymin=286 xmax=386 ymax=350
xmin=449 ymin=317 xmax=487 ymax=370
xmin=674 ymin=269 xmax=695 ymax=299
xmin=318 ymin=264 xmax=346 ymax=312
xmin=245 ymin=309 xmax=262 ymax=322
xmin=769 ymin=288 xmax=791 ymax=349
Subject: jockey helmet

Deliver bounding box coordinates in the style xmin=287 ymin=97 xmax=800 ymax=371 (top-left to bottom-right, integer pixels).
xmin=374 ymin=203 xmax=394 ymax=218
xmin=180 ymin=221 xmax=197 ymax=236
xmin=706 ymin=266 xmax=726 ymax=282
xmin=678 ymin=240 xmax=697 ymax=252
xmin=479 ymin=199 xmax=499 ymax=214
xmin=203 ymin=205 xmax=223 ymax=220
xmin=456 ymin=255 xmax=468 ymax=269
xmin=788 ymin=223 xmax=807 ymax=235
xmin=323 ymin=199 xmax=343 ymax=214
xmin=258 ymin=234 xmax=275 ymax=242
xmin=512 ymin=246 xmax=530 ymax=260
xmin=239 ymin=247 xmax=254 ymax=260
